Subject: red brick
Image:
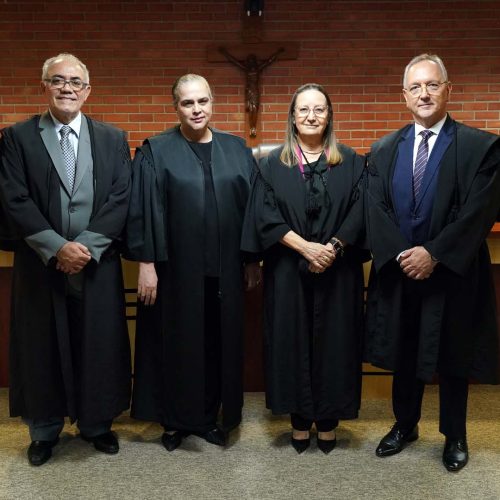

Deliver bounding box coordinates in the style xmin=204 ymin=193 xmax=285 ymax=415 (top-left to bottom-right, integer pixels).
xmin=0 ymin=0 xmax=498 ymax=141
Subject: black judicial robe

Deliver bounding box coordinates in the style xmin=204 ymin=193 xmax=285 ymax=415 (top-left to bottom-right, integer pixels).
xmin=365 ymin=119 xmax=500 ymax=383
xmin=0 ymin=115 xmax=132 ymax=423
xmin=125 ymin=126 xmax=254 ymax=432
xmin=241 ymin=145 xmax=366 ymax=420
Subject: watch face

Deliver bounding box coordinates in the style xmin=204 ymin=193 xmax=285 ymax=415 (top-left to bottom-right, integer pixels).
xmin=332 ymin=241 xmax=343 ymax=256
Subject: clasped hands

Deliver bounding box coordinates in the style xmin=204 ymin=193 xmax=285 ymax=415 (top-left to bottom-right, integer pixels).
xmin=398 ymin=246 xmax=437 ymax=280
xmin=302 ymin=241 xmax=336 ymax=274
xmin=56 ymin=241 xmax=91 ymax=274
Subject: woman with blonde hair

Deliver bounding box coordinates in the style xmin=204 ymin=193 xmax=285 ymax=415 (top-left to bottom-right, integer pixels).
xmin=242 ymin=83 xmax=366 ymax=454
xmin=126 ymin=74 xmax=260 ymax=452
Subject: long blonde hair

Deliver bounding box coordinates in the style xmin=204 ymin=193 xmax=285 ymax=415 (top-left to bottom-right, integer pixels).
xmin=280 ymin=83 xmax=342 ymax=167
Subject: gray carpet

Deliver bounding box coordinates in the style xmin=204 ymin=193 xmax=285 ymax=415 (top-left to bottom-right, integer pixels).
xmin=0 ymin=386 xmax=499 ymax=500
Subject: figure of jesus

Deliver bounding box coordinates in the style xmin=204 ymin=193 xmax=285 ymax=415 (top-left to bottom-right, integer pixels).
xmin=220 ymin=47 xmax=284 ymax=137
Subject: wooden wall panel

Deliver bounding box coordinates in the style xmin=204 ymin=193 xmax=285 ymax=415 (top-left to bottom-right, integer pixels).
xmin=2 ymin=261 xmax=500 ymax=396
xmin=0 ymin=268 xmax=11 ymax=387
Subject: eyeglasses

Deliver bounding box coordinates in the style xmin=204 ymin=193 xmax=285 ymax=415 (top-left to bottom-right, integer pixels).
xmin=295 ymin=106 xmax=328 ymax=117
xmin=44 ymin=77 xmax=89 ymax=92
xmin=405 ymin=81 xmax=448 ymax=97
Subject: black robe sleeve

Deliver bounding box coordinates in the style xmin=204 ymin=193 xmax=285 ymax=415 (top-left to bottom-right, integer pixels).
xmin=0 ymin=125 xmax=55 ymax=238
xmin=86 ymin=130 xmax=131 ymax=242
xmin=335 ymin=151 xmax=367 ymax=248
xmin=241 ymin=154 xmax=291 ymax=253
xmin=0 ymin=130 xmax=20 ymax=250
xmin=125 ymin=143 xmax=168 ymax=262
xmin=424 ymin=139 xmax=500 ymax=276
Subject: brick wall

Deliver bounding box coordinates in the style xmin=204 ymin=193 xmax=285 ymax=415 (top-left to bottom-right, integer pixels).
xmin=0 ymin=0 xmax=499 ymax=153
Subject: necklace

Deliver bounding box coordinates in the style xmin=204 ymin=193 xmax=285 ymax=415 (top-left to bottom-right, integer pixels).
xmin=301 ymin=148 xmax=323 ymax=155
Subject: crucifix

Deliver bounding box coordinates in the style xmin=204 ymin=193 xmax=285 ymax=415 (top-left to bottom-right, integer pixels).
xmin=219 ymin=47 xmax=284 ymax=138
xmin=207 ymin=2 xmax=298 ymax=141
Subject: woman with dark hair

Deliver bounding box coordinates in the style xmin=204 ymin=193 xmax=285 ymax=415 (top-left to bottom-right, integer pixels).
xmin=242 ymin=83 xmax=366 ymax=454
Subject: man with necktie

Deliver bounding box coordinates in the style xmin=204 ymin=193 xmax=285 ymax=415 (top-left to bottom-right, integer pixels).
xmin=0 ymin=53 xmax=131 ymax=465
xmin=365 ymin=53 xmax=500 ymax=471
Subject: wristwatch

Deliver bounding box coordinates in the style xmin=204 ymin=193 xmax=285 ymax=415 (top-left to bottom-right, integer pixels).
xmin=329 ymin=237 xmax=344 ymax=257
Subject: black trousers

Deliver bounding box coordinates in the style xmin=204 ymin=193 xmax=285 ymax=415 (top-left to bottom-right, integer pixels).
xmin=27 ymin=279 xmax=112 ymax=440
xmin=203 ymin=276 xmax=222 ymax=428
xmin=291 ymin=413 xmax=338 ymax=432
xmin=393 ymin=278 xmax=468 ymax=439
xmin=163 ymin=277 xmax=221 ymax=434
xmin=289 ymin=273 xmax=339 ymax=432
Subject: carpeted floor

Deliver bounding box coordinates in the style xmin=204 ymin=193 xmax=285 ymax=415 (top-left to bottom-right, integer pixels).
xmin=0 ymin=386 xmax=499 ymax=500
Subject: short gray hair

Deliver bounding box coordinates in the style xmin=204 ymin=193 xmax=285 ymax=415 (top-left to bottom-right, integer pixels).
xmin=403 ymin=53 xmax=448 ymax=88
xmin=42 ymin=53 xmax=90 ymax=83
xmin=172 ymin=74 xmax=213 ymax=107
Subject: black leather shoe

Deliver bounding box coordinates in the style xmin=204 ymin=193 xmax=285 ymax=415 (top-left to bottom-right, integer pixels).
xmin=81 ymin=431 xmax=119 ymax=454
xmin=291 ymin=436 xmax=310 ymax=454
xmin=442 ymin=438 xmax=468 ymax=472
xmin=27 ymin=438 xmax=59 ymax=466
xmin=317 ymin=436 xmax=337 ymax=455
xmin=161 ymin=431 xmax=184 ymax=452
xmin=375 ymin=424 xmax=418 ymax=457
xmin=200 ymin=428 xmax=226 ymax=446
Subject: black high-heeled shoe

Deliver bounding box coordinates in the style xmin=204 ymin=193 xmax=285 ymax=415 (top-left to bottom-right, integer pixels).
xmin=317 ymin=435 xmax=337 ymax=454
xmin=291 ymin=436 xmax=310 ymax=454
xmin=161 ymin=431 xmax=184 ymax=452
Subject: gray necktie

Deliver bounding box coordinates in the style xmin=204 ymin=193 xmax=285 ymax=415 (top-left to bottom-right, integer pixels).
xmin=60 ymin=125 xmax=76 ymax=191
xmin=413 ymin=129 xmax=433 ymax=200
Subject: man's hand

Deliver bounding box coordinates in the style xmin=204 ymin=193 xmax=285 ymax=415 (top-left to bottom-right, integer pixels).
xmin=138 ymin=262 xmax=158 ymax=306
xmin=399 ymin=246 xmax=437 ymax=280
xmin=56 ymin=241 xmax=91 ymax=274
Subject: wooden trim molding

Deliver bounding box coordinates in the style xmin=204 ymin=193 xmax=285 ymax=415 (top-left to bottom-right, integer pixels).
xmin=0 ymin=268 xmax=11 ymax=387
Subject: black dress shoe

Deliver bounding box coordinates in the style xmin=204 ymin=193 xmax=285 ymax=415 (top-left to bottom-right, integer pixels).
xmin=161 ymin=431 xmax=184 ymax=452
xmin=375 ymin=424 xmax=419 ymax=457
xmin=81 ymin=431 xmax=119 ymax=454
xmin=28 ymin=438 xmax=59 ymax=466
xmin=200 ymin=428 xmax=226 ymax=446
xmin=291 ymin=436 xmax=310 ymax=454
xmin=442 ymin=438 xmax=468 ymax=472
xmin=317 ymin=436 xmax=337 ymax=455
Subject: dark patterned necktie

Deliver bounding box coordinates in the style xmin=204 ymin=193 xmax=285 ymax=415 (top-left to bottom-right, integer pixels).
xmin=413 ymin=129 xmax=433 ymax=200
xmin=60 ymin=125 xmax=76 ymax=191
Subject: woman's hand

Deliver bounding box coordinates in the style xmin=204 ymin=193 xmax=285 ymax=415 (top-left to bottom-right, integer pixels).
xmin=280 ymin=231 xmax=336 ymax=272
xmin=138 ymin=262 xmax=158 ymax=305
xmin=302 ymin=241 xmax=336 ymax=271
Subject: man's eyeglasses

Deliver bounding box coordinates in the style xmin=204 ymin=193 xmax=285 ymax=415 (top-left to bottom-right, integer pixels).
xmin=405 ymin=81 xmax=448 ymax=97
xmin=44 ymin=77 xmax=89 ymax=92
xmin=295 ymin=106 xmax=328 ymax=117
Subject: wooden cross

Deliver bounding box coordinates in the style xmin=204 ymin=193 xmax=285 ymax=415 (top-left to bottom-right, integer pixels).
xmin=208 ymin=10 xmax=298 ymax=142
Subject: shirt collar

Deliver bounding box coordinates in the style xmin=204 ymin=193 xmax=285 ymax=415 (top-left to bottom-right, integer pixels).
xmin=49 ymin=111 xmax=82 ymax=138
xmin=414 ymin=114 xmax=447 ymax=138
